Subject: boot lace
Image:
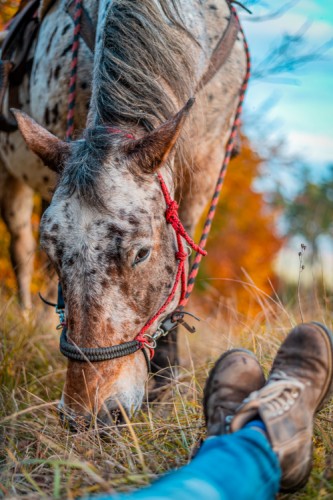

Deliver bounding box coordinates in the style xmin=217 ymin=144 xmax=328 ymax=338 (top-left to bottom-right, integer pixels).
xmin=269 ymin=369 xmax=306 ymax=384
xmin=242 ymin=374 xmax=305 ymax=417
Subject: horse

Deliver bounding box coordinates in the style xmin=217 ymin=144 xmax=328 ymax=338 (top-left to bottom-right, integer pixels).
xmin=0 ymin=0 xmax=246 ymax=425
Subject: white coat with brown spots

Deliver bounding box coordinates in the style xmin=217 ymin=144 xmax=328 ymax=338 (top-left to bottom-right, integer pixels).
xmin=0 ymin=0 xmax=246 ymax=424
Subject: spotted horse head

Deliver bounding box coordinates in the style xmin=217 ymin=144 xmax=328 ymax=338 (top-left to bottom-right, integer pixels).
xmin=12 ymin=100 xmax=201 ymax=426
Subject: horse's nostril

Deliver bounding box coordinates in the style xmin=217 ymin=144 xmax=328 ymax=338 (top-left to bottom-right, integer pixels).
xmin=58 ymin=406 xmax=92 ymax=432
xmin=97 ymin=401 xmax=127 ymax=427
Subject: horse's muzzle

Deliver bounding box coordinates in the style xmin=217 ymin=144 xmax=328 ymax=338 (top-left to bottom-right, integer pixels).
xmin=58 ymin=400 xmax=127 ymax=431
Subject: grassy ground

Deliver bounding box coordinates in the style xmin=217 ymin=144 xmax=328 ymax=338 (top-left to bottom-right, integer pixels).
xmin=0 ymin=283 xmax=332 ymax=499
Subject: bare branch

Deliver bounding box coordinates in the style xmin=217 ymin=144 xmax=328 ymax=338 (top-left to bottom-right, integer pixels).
xmin=251 ymin=21 xmax=333 ymax=81
xmin=247 ymin=0 xmax=301 ymax=23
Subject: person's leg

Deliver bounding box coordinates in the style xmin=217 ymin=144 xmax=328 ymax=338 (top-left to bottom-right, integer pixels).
xmin=92 ymin=350 xmax=275 ymax=500
xmin=91 ymin=323 xmax=333 ymax=500
xmin=94 ymin=428 xmax=279 ymax=500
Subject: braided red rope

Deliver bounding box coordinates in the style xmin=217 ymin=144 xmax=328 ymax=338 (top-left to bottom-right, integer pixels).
xmin=136 ymin=174 xmax=207 ymax=352
xmin=66 ymin=0 xmax=83 ymax=141
xmin=158 ymin=173 xmax=207 ymax=257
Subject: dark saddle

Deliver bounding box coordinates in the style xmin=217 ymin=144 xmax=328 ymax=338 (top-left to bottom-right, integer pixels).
xmin=0 ymin=0 xmax=40 ymax=132
xmin=0 ymin=0 xmax=95 ymax=133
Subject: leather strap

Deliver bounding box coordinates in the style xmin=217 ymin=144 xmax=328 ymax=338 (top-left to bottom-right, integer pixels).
xmin=1 ymin=0 xmax=40 ymax=61
xmin=0 ymin=0 xmax=40 ymax=132
xmin=0 ymin=61 xmax=18 ymax=132
xmin=0 ymin=61 xmax=13 ymax=108
xmin=65 ymin=0 xmax=96 ymax=53
xmin=196 ymin=10 xmax=240 ymax=92
xmin=9 ymin=18 xmax=39 ymax=86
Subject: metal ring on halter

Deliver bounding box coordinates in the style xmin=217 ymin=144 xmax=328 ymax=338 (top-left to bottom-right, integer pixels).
xmin=142 ymin=334 xmax=157 ymax=349
xmin=152 ymin=325 xmax=170 ymax=341
xmin=56 ymin=307 xmax=66 ymax=330
xmin=185 ymin=244 xmax=192 ymax=257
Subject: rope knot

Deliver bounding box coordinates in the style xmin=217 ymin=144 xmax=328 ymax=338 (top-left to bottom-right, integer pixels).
xmin=176 ymin=251 xmax=187 ymax=262
xmin=136 ymin=333 xmax=156 ymax=359
xmin=136 ymin=333 xmax=146 ymax=346
xmin=165 ymin=200 xmax=179 ymax=226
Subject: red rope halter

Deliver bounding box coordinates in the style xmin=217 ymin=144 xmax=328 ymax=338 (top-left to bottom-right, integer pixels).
xmin=66 ymin=1 xmax=250 ymax=358
xmin=135 ymin=173 xmax=206 ymax=351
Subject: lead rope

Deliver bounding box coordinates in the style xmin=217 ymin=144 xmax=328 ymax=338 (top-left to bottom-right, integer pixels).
xmin=66 ymin=0 xmax=83 ymax=141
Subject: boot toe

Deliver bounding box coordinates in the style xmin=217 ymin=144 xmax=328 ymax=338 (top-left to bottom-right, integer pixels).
xmin=204 ymin=348 xmax=265 ymax=436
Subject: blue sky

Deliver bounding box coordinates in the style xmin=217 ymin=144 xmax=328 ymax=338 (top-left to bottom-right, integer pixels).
xmin=241 ymin=0 xmax=333 ymax=170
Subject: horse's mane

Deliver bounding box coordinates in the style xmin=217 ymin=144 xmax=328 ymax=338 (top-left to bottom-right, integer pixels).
xmin=94 ymin=0 xmax=195 ymax=130
xmin=60 ymin=1 xmax=196 ymax=206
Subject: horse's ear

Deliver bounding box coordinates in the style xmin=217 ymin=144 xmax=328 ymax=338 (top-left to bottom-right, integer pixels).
xmin=11 ymin=109 xmax=71 ymax=173
xmin=124 ymin=98 xmax=195 ymax=173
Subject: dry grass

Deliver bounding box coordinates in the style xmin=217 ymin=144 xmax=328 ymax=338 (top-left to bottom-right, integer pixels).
xmin=0 ymin=281 xmax=332 ymax=499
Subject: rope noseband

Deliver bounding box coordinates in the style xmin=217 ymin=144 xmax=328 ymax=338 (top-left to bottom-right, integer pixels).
xmin=44 ymin=1 xmax=250 ymax=371
xmin=52 ymin=173 xmax=206 ymax=370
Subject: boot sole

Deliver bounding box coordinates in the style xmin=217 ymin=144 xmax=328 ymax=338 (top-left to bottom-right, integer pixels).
xmin=311 ymin=322 xmax=333 ymax=411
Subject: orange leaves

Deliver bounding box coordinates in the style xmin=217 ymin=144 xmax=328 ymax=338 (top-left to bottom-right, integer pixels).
xmin=0 ymin=1 xmax=20 ymax=29
xmin=197 ymin=136 xmax=283 ymax=315
xmin=0 ymin=219 xmax=16 ymax=291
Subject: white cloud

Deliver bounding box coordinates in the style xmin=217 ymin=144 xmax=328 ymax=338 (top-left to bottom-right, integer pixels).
xmin=286 ymin=131 xmax=333 ymax=163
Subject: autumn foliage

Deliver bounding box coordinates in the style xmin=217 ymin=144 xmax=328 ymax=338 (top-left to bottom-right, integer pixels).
xmin=196 ymin=136 xmax=283 ymax=314
xmin=0 ymin=0 xmax=20 ymax=29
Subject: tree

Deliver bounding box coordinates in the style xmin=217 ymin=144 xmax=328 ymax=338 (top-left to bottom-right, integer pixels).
xmin=273 ymin=165 xmax=333 ymax=261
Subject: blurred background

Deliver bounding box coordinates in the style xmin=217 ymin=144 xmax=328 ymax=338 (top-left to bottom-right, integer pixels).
xmin=0 ymin=0 xmax=332 ymax=317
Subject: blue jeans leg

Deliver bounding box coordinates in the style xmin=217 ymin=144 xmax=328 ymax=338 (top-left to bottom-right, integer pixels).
xmin=93 ymin=428 xmax=281 ymax=500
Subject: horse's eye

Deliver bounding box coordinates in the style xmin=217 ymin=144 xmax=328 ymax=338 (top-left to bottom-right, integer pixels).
xmin=133 ymin=247 xmax=151 ymax=265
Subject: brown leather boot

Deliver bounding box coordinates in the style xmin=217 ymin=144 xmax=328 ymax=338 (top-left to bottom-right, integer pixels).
xmin=231 ymin=322 xmax=333 ymax=492
xmin=203 ymin=349 xmax=266 ymax=436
